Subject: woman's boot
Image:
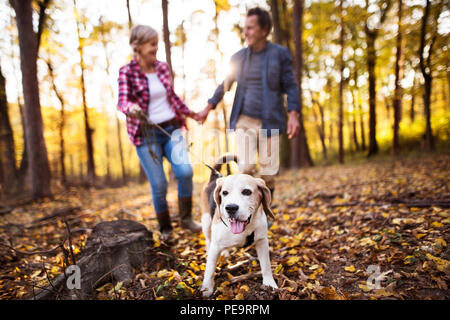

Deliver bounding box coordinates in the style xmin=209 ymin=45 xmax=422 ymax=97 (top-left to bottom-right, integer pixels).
xmin=178 ymin=197 xmax=202 ymax=233
xmin=156 ymin=210 xmax=173 ymax=241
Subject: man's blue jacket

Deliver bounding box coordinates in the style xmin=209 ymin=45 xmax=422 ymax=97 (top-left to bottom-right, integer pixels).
xmin=208 ymin=41 xmax=300 ymax=136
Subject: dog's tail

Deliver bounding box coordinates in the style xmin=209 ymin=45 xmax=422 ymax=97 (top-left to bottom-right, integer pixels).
xmin=205 ymin=153 xmax=238 ymax=182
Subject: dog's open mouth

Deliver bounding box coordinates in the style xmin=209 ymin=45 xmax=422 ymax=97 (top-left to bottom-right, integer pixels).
xmin=229 ymin=215 xmax=251 ymax=234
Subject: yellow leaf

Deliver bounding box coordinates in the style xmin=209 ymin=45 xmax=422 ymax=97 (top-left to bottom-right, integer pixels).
xmin=239 ymin=285 xmax=250 ymax=292
xmin=96 ymin=283 xmax=110 ymax=292
xmin=431 ymin=221 xmax=444 ymax=228
xmin=416 ymin=233 xmax=426 ymax=239
xmin=404 ymin=256 xmax=416 ymax=265
xmin=274 ymin=264 xmax=283 ymax=274
xmin=374 ymin=289 xmax=393 ymax=297
xmin=344 ymin=265 xmax=356 ymax=273
xmin=360 ymin=237 xmax=376 ymax=247
xmin=283 ymin=214 xmax=290 ymax=221
xmin=189 ymin=261 xmax=200 ymax=272
xmin=114 ymin=281 xmax=123 ymax=291
xmin=434 ymin=238 xmax=447 ymax=247
xmin=186 ymin=269 xmax=198 ymax=280
xmin=287 ymin=256 xmax=300 ymax=266
xmin=359 ymin=283 xmax=372 ymax=292
xmin=279 ymin=237 xmax=290 ymax=244
xmin=157 ymin=269 xmax=170 ymax=278
xmin=234 ymin=293 xmax=244 ymax=300
xmin=176 ymin=281 xmax=194 ymax=294
xmin=426 ymin=253 xmax=450 ymax=272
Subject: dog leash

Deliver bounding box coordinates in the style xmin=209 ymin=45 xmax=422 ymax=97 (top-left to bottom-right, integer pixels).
xmin=139 ymin=115 xmax=223 ymax=177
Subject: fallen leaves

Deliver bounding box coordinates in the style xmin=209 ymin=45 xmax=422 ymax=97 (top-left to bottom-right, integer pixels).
xmin=0 ymin=155 xmax=449 ymax=300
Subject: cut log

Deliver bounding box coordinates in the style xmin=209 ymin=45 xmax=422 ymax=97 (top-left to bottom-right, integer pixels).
xmin=33 ymin=219 xmax=156 ymax=300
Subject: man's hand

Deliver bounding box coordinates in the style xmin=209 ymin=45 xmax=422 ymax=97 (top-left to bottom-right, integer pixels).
xmin=188 ymin=110 xmax=202 ymax=122
xmin=287 ymin=110 xmax=300 ymax=139
xmin=196 ymin=103 xmax=213 ymax=124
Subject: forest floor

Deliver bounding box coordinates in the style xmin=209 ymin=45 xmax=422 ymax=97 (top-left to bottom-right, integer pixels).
xmin=0 ymin=153 xmax=449 ymax=300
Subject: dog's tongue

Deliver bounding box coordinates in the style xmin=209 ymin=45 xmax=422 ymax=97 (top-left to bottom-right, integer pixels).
xmin=230 ymin=219 xmax=246 ymax=234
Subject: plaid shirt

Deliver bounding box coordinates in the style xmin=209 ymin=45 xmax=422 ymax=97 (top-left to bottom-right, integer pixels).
xmin=117 ymin=58 xmax=190 ymax=146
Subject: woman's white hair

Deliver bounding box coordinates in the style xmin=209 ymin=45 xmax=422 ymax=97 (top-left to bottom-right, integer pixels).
xmin=129 ymin=25 xmax=158 ymax=53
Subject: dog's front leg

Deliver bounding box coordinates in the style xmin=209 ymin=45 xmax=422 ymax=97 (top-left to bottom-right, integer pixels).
xmin=255 ymin=237 xmax=278 ymax=289
xmin=201 ymin=243 xmax=220 ymax=297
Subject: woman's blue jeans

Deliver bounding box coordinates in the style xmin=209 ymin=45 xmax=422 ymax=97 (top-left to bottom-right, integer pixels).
xmin=136 ymin=125 xmax=193 ymax=214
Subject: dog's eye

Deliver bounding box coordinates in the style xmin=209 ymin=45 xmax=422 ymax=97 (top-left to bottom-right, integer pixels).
xmin=222 ymin=190 xmax=228 ymax=196
xmin=242 ymin=189 xmax=252 ymax=196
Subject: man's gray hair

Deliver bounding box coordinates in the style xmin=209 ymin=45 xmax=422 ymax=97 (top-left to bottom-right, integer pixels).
xmin=129 ymin=25 xmax=158 ymax=53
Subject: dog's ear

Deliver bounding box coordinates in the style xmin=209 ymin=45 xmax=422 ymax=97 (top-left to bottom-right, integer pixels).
xmin=213 ymin=177 xmax=224 ymax=207
xmin=255 ymin=178 xmax=275 ymax=220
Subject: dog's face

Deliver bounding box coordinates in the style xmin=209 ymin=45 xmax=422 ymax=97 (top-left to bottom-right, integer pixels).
xmin=213 ymin=174 xmax=274 ymax=234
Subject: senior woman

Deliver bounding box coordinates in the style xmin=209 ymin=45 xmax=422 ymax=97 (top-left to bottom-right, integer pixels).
xmin=117 ymin=25 xmax=201 ymax=240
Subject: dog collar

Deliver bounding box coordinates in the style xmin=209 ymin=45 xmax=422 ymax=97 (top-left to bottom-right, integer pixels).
xmin=220 ymin=216 xmax=228 ymax=228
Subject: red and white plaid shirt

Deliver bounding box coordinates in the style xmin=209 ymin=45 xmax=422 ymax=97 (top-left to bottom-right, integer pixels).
xmin=117 ymin=58 xmax=191 ymax=146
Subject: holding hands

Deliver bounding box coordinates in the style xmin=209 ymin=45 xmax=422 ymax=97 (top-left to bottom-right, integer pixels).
xmin=189 ymin=103 xmax=213 ymax=124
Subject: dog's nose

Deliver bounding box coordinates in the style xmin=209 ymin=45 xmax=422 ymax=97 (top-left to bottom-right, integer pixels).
xmin=225 ymin=204 xmax=239 ymax=215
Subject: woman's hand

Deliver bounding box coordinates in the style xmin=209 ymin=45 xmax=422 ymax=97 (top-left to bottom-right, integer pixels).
xmin=129 ymin=104 xmax=147 ymax=120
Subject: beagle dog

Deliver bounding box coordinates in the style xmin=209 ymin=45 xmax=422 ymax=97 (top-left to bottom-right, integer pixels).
xmin=200 ymin=155 xmax=278 ymax=297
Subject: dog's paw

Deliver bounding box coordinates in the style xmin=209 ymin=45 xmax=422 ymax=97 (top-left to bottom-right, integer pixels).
xmin=263 ymin=278 xmax=278 ymax=289
xmin=220 ymin=249 xmax=230 ymax=258
xmin=201 ymin=285 xmax=214 ymax=298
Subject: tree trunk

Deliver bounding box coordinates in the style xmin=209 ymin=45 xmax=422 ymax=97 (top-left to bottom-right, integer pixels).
xmin=311 ymin=97 xmax=328 ymax=162
xmin=270 ymin=0 xmax=290 ymax=169
xmin=418 ymin=0 xmax=435 ymax=151
xmin=280 ymin=0 xmax=294 ymax=54
xmin=11 ymin=0 xmax=51 ymax=199
xmin=392 ymin=0 xmax=404 ymax=155
xmin=270 ymin=0 xmax=283 ymax=45
xmin=364 ymin=0 xmax=392 ymax=157
xmin=105 ymin=140 xmax=111 ymax=184
xmin=126 ymin=0 xmax=132 ymax=30
xmin=366 ymin=32 xmax=378 ymax=156
xmin=291 ymin=0 xmax=313 ymax=168
xmin=338 ymin=0 xmax=345 ymax=163
xmin=74 ymin=0 xmax=96 ymax=183
xmin=410 ymin=73 xmax=416 ymax=122
xmin=359 ymin=99 xmax=366 ymax=150
xmin=98 ymin=21 xmax=127 ymax=183
xmin=46 ymin=59 xmax=67 ymax=186
xmin=350 ymin=89 xmax=360 ymax=151
xmin=0 ymin=61 xmax=18 ymax=194
xmin=33 ymin=220 xmax=157 ymax=300
xmin=162 ymin=0 xmax=174 ymax=79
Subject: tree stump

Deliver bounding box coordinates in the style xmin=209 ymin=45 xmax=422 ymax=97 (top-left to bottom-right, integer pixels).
xmin=33 ymin=219 xmax=155 ymax=300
